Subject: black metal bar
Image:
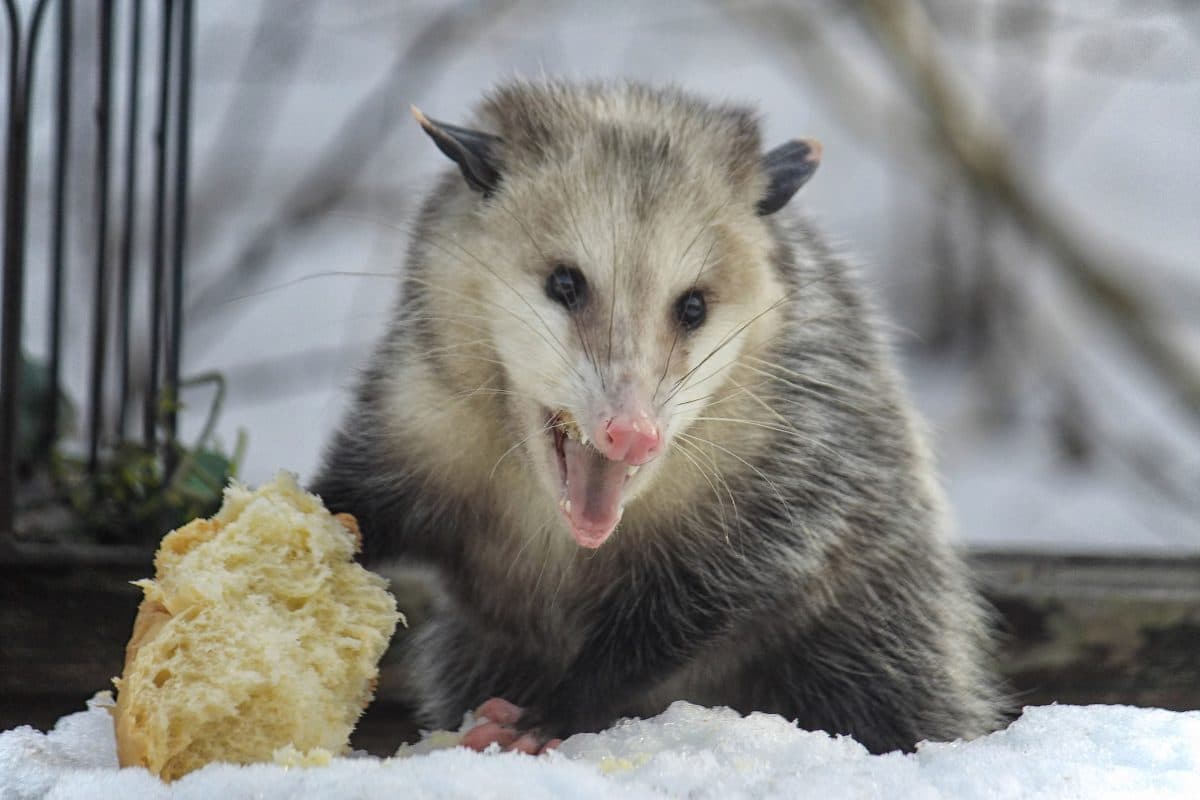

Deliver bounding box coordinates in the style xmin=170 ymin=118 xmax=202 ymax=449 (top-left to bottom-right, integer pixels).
xmin=145 ymin=0 xmax=174 ymax=447
xmin=21 ymin=3 xmax=53 ymax=144
xmin=46 ymin=0 xmax=73 ymax=449
xmin=1 ymin=0 xmax=26 ymax=534
xmin=1 ymin=0 xmax=51 ymax=529
xmin=164 ymin=0 xmax=192 ymax=472
xmin=87 ymin=0 xmax=116 ymax=472
xmin=16 ymin=0 xmax=51 ymax=451
xmin=117 ymin=0 xmax=143 ymax=441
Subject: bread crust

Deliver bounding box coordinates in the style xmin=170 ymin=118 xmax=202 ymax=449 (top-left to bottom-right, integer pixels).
xmin=113 ymin=598 xmax=171 ymax=769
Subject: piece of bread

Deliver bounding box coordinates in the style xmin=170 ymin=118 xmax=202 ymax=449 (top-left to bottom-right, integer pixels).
xmin=111 ymin=472 xmax=401 ymax=781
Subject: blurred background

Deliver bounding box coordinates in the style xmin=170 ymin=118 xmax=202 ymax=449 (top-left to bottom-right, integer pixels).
xmin=2 ymin=0 xmax=1199 ymax=739
xmin=16 ymin=0 xmax=1200 ymax=554
xmin=7 ymin=0 xmax=1200 ymax=554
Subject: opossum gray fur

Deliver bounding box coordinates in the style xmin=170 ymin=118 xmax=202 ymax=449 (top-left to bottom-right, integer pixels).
xmin=312 ymin=80 xmax=1004 ymax=754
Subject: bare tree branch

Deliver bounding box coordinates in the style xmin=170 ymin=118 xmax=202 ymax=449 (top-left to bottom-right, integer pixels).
xmin=859 ymin=0 xmax=1200 ymax=423
xmin=185 ymin=0 xmax=518 ymax=327
xmin=718 ymin=1 xmax=932 ymax=157
xmin=186 ymin=0 xmax=319 ymax=252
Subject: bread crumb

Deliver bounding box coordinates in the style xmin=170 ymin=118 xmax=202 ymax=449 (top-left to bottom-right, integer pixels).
xmin=272 ymin=744 xmax=335 ymax=768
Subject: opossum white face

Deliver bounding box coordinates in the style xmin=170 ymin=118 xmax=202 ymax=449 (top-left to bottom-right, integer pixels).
xmin=414 ymin=93 xmax=817 ymax=548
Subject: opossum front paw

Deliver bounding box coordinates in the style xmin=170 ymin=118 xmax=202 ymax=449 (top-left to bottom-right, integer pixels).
xmin=459 ymin=697 xmax=563 ymax=755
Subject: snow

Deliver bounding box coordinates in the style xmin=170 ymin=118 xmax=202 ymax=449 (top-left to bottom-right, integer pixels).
xmin=3 ymin=696 xmax=1198 ymax=799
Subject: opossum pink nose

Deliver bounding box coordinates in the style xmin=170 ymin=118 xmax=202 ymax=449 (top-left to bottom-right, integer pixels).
xmin=599 ymin=414 xmax=662 ymax=465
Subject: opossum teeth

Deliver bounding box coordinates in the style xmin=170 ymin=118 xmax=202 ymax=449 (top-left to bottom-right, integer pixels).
xmin=552 ymin=410 xmax=584 ymax=441
xmin=626 ymin=465 xmax=640 ymax=479
xmin=560 ymin=498 xmax=572 ymax=515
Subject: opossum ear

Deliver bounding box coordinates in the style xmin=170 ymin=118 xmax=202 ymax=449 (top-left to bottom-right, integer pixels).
xmin=411 ymin=106 xmax=502 ymax=196
xmin=756 ymin=138 xmax=821 ymax=216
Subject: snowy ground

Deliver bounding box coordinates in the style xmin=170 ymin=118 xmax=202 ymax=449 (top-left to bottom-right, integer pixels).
xmin=2 ymin=696 xmax=1198 ymax=799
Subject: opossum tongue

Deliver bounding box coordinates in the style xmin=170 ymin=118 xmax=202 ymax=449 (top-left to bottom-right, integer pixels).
xmin=562 ymin=438 xmax=626 ymax=548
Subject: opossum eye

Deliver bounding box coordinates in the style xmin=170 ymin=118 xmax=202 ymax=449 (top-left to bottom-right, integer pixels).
xmin=546 ymin=264 xmax=588 ymax=311
xmin=675 ymin=290 xmax=707 ymax=331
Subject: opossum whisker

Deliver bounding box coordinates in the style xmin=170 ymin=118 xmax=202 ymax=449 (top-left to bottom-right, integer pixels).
xmin=401 ymin=289 xmax=574 ymax=376
xmin=338 ymin=211 xmax=551 ymax=336
xmin=605 ymin=239 xmax=617 ymax=386
xmin=504 ymin=523 xmax=540 ymax=584
xmin=398 ymin=310 xmax=574 ymax=388
xmin=661 ymin=272 xmax=845 ymax=406
xmin=721 ymin=380 xmax=782 ymax=415
xmin=672 ymin=437 xmax=741 ymax=553
xmin=530 ymin=522 xmax=560 ymax=599
xmin=654 ymin=237 xmax=719 ymax=405
xmin=690 ymin=416 xmax=808 ymax=438
xmin=451 ymin=386 xmax=547 ymax=404
xmin=493 ymin=197 xmax=606 ymax=388
xmin=679 ymin=379 xmax=780 ymax=425
xmin=401 ymin=277 xmax=557 ymax=339
xmin=664 ymin=352 xmax=750 ymax=408
xmin=653 ymin=198 xmax=729 ymax=404
xmin=401 ymin=252 xmax=585 ymax=382
xmin=416 ymin=349 xmax=560 ymax=387
xmin=741 ymin=360 xmax=890 ymax=417
xmin=450 ymin=379 xmax=566 ymax=409
xmin=714 ymin=379 xmax=806 ymax=436
xmin=672 ymin=390 xmax=725 ymax=408
xmin=399 ymin=313 xmax=576 ymax=387
xmin=666 ymin=292 xmax=792 ymax=396
xmin=554 ymin=170 xmax=603 ymax=388
xmin=215 ymin=269 xmax=400 ymax=309
xmin=666 ymin=383 xmax=748 ymax=422
xmin=428 ymin=345 xmax=565 ymax=395
xmin=418 ymin=228 xmax=584 ymax=379
xmin=440 ymin=378 xmax=572 ymax=436
xmin=557 ymin=170 xmax=596 ymax=265
xmin=662 ymin=293 xmax=791 ymax=407
xmin=664 ymin=309 xmax=872 ymax=416
xmin=695 ymin=381 xmax=788 ymax=416
xmin=675 ymin=379 xmax=843 ymax=464
xmin=742 ymin=354 xmax=873 ymax=403
xmin=677 ymin=198 xmax=731 ymax=267
xmin=401 ymin=313 xmax=490 ymax=337
xmin=489 ymin=418 xmax=566 ymax=481
xmin=421 ymin=338 xmax=494 ymax=357
xmin=676 ymin=430 xmax=791 ymax=519
xmin=676 ymin=438 xmax=729 ymax=532
xmin=688 ymin=414 xmax=834 ymax=462
xmin=735 ymin=361 xmax=881 ymax=420
xmin=548 ymin=544 xmax=580 ymax=613
xmin=606 ymin=176 xmax=620 ymax=382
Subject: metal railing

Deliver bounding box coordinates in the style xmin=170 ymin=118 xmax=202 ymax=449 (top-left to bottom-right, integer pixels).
xmin=0 ymin=0 xmax=194 ymax=539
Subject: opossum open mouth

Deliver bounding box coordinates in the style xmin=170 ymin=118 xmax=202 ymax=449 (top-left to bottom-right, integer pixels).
xmin=547 ymin=410 xmax=638 ymax=549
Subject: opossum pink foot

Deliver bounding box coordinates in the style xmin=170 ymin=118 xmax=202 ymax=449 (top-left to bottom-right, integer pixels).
xmin=474 ymin=697 xmax=523 ymax=725
xmin=460 ymin=697 xmax=561 ymax=754
xmin=460 ymin=721 xmax=518 ymax=751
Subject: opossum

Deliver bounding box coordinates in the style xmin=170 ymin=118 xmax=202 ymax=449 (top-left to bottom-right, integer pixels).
xmin=312 ymin=80 xmax=1003 ymax=755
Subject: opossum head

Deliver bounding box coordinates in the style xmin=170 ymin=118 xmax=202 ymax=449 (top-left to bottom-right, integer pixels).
xmin=413 ymin=83 xmax=818 ymax=549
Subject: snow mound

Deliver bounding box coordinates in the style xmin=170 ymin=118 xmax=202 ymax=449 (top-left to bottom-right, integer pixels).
xmin=2 ymin=695 xmax=1198 ymax=799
